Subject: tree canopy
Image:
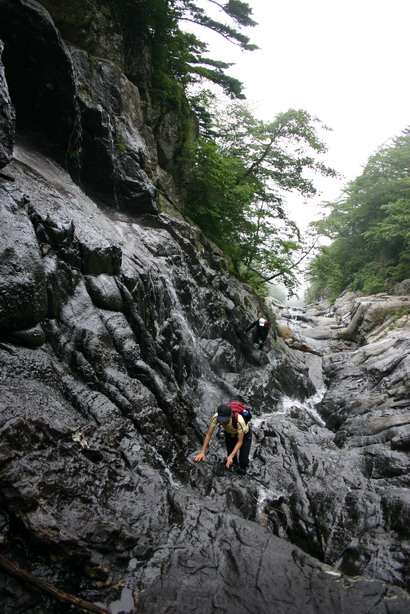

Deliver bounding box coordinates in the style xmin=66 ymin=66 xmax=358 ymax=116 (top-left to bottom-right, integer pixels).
xmin=181 ymin=100 xmax=335 ymax=295
xmin=122 ymin=0 xmax=257 ymax=99
xmin=119 ymin=2 xmax=337 ymax=297
xmin=307 ymin=128 xmax=410 ymax=299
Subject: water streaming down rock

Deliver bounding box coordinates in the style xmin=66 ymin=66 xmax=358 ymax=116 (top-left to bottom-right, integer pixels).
xmin=0 ymin=1 xmax=410 ymax=612
xmin=1 ymin=142 xmax=409 ymax=612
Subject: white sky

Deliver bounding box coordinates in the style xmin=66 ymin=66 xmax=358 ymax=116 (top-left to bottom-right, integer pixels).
xmin=190 ymin=0 xmax=410 ymax=228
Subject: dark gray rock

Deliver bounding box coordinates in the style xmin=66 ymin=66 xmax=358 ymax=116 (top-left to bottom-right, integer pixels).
xmin=0 ymin=2 xmax=409 ymax=613
xmin=0 ymin=191 xmax=47 ymax=333
xmin=40 ymin=0 xmax=126 ymax=66
xmin=69 ymin=48 xmax=158 ymax=214
xmin=0 ymin=39 xmax=15 ymax=168
xmin=0 ymin=0 xmax=77 ymax=149
xmin=1 ymin=139 xmax=410 ymax=612
xmin=85 ymin=274 xmax=124 ymax=311
xmin=0 ymin=0 xmax=168 ymax=215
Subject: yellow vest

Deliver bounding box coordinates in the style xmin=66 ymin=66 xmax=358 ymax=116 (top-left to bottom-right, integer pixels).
xmin=211 ymin=413 xmax=249 ymax=436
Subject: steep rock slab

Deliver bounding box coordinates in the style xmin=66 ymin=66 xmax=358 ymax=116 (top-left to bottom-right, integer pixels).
xmin=136 ymin=502 xmax=410 ymax=614
xmin=0 ymin=0 xmax=159 ymax=214
xmin=2 ymin=142 xmax=408 ymax=611
xmin=0 ymin=145 xmax=324 ymax=612
xmin=0 ymin=190 xmax=47 ymax=334
xmin=0 ymin=39 xmax=15 ymax=168
xmin=68 ymin=47 xmax=158 ymax=214
xmin=0 ymin=0 xmax=76 ymax=148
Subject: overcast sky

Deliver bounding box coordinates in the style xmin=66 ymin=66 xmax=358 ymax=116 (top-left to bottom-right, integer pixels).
xmin=193 ymin=0 xmax=410 ymax=227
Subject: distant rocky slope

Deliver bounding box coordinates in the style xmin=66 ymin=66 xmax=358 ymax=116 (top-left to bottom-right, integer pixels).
xmin=0 ymin=2 xmax=409 ymax=613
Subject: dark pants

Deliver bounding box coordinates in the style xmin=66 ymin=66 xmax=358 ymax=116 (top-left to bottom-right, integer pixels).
xmin=224 ymin=428 xmax=252 ymax=472
xmin=253 ymin=332 xmax=268 ymax=348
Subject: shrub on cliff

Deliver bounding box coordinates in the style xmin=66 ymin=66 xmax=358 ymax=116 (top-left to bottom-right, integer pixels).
xmin=116 ymin=0 xmax=257 ymax=100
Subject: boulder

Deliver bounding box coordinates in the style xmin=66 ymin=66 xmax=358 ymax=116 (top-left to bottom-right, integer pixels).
xmin=0 ymin=192 xmax=47 ymax=334
xmin=0 ymin=39 xmax=15 ymax=168
xmin=393 ymin=278 xmax=410 ymax=296
xmin=278 ymin=324 xmax=295 ymax=339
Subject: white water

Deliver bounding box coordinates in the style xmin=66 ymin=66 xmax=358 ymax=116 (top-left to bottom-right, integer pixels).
xmin=251 ymin=390 xmax=326 ymax=430
xmin=108 ymin=587 xmax=134 ymax=614
xmin=256 ymin=486 xmax=286 ymax=522
xmin=107 ymin=558 xmax=140 ymax=613
xmin=164 ymin=278 xmax=213 ymax=376
xmin=278 ymin=392 xmax=326 ymax=426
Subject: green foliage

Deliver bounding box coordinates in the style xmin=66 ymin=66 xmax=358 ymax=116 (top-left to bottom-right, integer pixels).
xmin=308 ymin=128 xmax=410 ymax=298
xmin=115 ymin=140 xmax=128 ymax=152
xmin=182 ymin=102 xmax=334 ymax=295
xmin=306 ymin=244 xmax=345 ymax=300
xmin=390 ymin=307 xmax=410 ymax=324
xmin=188 ymin=89 xmax=218 ymax=137
xmin=115 ymin=0 xmax=257 ymax=99
xmin=174 ymin=0 xmax=258 ymax=50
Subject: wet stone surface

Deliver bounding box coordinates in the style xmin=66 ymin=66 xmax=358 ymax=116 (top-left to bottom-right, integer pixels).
xmin=0 ymin=2 xmax=409 ymax=612
xmin=0 ymin=144 xmax=409 ymax=613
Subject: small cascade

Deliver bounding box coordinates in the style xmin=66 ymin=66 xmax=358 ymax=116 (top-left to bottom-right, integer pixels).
xmin=251 ymin=389 xmax=326 ymax=430
xmin=280 ymin=306 xmax=311 ymax=339
xmin=277 ymin=304 xmax=328 ymax=394
xmin=278 ymin=393 xmax=326 ymax=426
xmin=163 ymin=277 xmax=214 ymax=380
xmin=256 ymin=486 xmax=287 ymax=527
xmin=162 ymin=276 xmax=241 ymax=410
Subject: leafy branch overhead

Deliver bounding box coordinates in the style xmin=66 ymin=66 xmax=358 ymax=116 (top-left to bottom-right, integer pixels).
xmin=123 ymin=0 xmax=258 ymax=98
xmin=182 ymin=102 xmax=335 ymax=295
xmin=175 ymin=0 xmax=258 ymax=49
xmin=121 ymin=1 xmax=336 ymax=296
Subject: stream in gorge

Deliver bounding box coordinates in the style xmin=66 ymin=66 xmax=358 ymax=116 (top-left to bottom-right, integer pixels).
xmin=1 ymin=145 xmax=409 ymax=613
xmin=0 ymin=1 xmax=409 ymax=610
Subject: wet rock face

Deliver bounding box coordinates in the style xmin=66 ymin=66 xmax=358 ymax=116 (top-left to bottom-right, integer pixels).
xmin=275 ymin=294 xmax=410 ymax=593
xmin=0 ymin=0 xmax=168 ymax=215
xmin=69 ymin=47 xmax=158 ymax=214
xmin=0 ymin=146 xmax=329 ymax=613
xmin=0 ymin=2 xmax=410 ymax=613
xmin=0 ymin=39 xmax=15 ymax=168
xmin=314 ymin=292 xmax=410 ymax=435
xmin=40 ymin=0 xmax=127 ymax=66
xmin=0 ymin=192 xmax=47 ymax=333
xmin=1 ymin=152 xmax=409 ymax=614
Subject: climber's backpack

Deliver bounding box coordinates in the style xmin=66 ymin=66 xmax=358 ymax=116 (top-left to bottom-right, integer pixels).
xmin=228 ymin=402 xmax=252 ymax=427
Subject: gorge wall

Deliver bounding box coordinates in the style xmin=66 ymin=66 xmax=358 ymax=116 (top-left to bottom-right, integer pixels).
xmin=0 ymin=2 xmax=409 ymax=613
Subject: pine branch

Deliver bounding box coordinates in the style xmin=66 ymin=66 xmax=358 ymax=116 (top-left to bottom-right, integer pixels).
xmin=178 ymin=16 xmax=257 ymax=48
